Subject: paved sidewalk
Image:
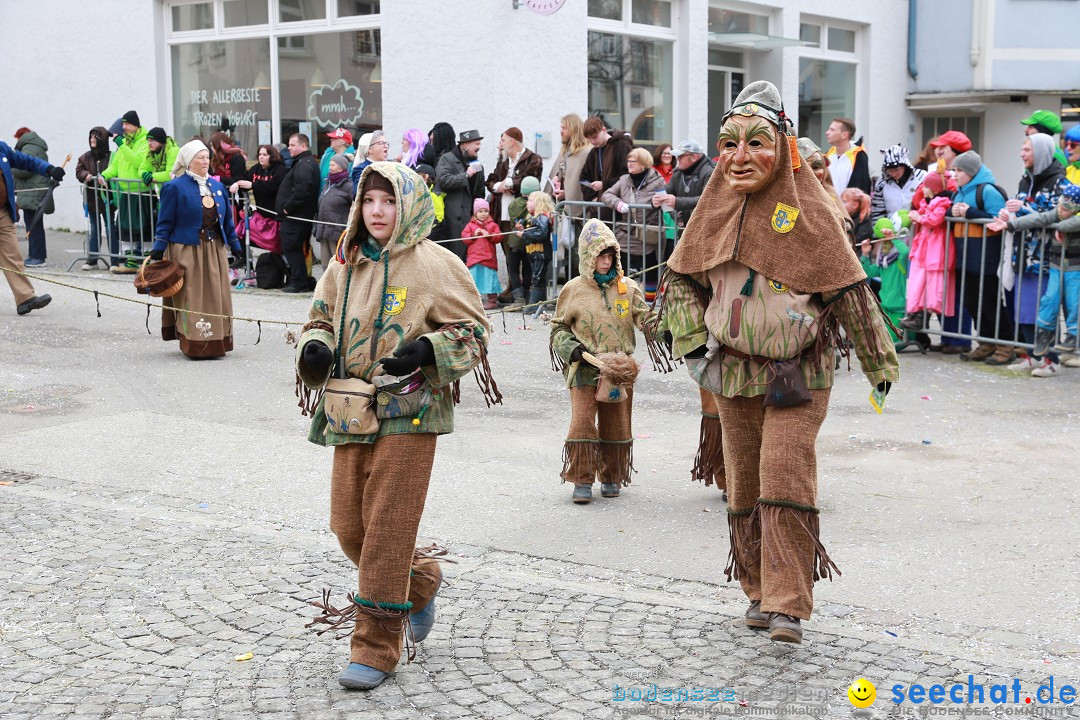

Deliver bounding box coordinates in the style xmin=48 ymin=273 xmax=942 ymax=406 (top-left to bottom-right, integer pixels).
xmin=2 ymin=470 xmax=1076 ymax=720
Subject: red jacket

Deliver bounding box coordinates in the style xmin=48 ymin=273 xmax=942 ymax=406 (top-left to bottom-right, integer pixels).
xmin=462 ymin=216 xmax=502 ymax=270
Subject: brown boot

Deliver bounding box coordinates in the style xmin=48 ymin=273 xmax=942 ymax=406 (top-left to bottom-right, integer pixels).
xmin=983 ymin=345 xmax=1016 ymax=366
xmin=959 ymin=343 xmax=995 ymax=362
xmin=745 ymin=601 xmax=769 ymax=629
xmin=768 ymin=613 xmax=802 ymax=643
xmin=483 ymin=294 xmax=498 ymax=310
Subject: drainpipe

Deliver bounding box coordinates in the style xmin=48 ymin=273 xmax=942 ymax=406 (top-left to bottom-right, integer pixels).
xmin=907 ymin=0 xmax=918 ymax=79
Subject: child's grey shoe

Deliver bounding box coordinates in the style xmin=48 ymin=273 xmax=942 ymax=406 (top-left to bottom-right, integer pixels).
xmin=572 ymin=485 xmax=592 ymax=504
xmin=337 ymin=663 xmax=389 ymax=690
xmin=600 ymin=482 xmax=620 ymax=498
xmin=1054 ymin=334 xmax=1077 ymax=353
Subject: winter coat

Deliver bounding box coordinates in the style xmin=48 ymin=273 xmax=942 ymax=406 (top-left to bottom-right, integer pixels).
xmin=1011 ymin=158 xmax=1066 ymax=276
xmin=601 ymin=169 xmax=666 ymax=256
xmin=1 ymin=140 xmax=52 ymax=222
xmin=850 ymin=215 xmax=874 ymax=244
xmin=75 ymin=127 xmax=112 ymax=214
xmin=871 ymin=165 xmax=927 ymax=222
xmin=436 ymin=146 xmax=486 ymax=242
xmin=550 ymin=219 xmax=655 ymax=388
xmin=485 ymin=148 xmax=544 ymax=225
xmin=314 ymin=176 xmax=354 ymax=242
xmin=580 ymin=130 xmax=634 ymax=206
xmin=101 ymin=126 xmax=150 ymax=194
xmin=295 ymin=162 xmax=490 ymax=446
xmin=139 ymin=137 xmax=180 ymax=186
xmin=275 ymin=150 xmax=320 ymax=220
xmin=520 ymin=213 xmax=553 ymax=257
xmin=320 ymin=146 xmax=354 ymax=191
xmin=12 ymin=132 xmax=52 ymax=214
xmin=861 ymin=238 xmax=910 ymax=313
xmin=249 ymin=162 xmax=287 ymax=219
xmin=548 ymin=145 xmax=590 ymax=218
xmin=461 ymin=216 xmax=502 ymax=270
xmin=665 ymin=156 xmax=716 ymax=227
xmin=950 ymin=164 xmax=1007 ymax=274
xmin=213 ymin=153 xmax=247 ymax=185
xmin=909 ymin=195 xmax=954 ymax=272
xmin=1006 ymin=208 xmax=1080 ymax=268
xmin=152 ymin=174 xmax=241 ymax=254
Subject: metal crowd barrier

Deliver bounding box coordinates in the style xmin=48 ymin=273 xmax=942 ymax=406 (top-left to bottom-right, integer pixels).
xmin=71 ymin=177 xmax=160 ymax=271
xmin=550 ymin=199 xmax=681 ymax=304
xmin=908 ymin=216 xmax=1078 ymax=354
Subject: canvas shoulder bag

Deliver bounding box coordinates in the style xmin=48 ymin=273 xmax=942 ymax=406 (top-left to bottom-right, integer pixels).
xmin=323 ymin=269 xmax=379 ymax=435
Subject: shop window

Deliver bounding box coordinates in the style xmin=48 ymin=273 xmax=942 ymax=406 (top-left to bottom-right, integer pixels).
xmin=798 ymin=18 xmax=860 ymax=146
xmin=224 ymin=0 xmax=269 ymax=27
xmin=587 ymin=31 xmax=673 ymax=147
xmin=799 ymin=23 xmax=820 ymax=48
xmin=631 ymin=0 xmax=671 ymax=28
xmin=589 ymin=0 xmax=623 ymax=21
xmin=338 ymin=0 xmax=379 ymax=17
xmin=708 ymin=8 xmax=768 ymax=35
xmin=171 ymin=38 xmax=272 ymax=154
xmin=172 ymin=2 xmax=214 ymax=32
xmin=921 ymin=116 xmax=982 ymax=154
xmin=278 ymin=30 xmax=382 ymax=156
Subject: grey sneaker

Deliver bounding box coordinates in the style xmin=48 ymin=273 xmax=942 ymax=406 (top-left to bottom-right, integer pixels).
xmin=1033 ymin=328 xmax=1055 ymax=357
xmin=1054 ymin=334 xmax=1078 ymax=353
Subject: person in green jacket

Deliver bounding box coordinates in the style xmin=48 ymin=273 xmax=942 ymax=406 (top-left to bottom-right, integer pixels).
xmin=859 ymin=219 xmax=910 ymax=344
xmin=11 ymin=128 xmax=53 ymax=265
xmin=139 ymin=127 xmax=179 ymax=188
xmin=100 ymin=111 xmax=151 ymax=273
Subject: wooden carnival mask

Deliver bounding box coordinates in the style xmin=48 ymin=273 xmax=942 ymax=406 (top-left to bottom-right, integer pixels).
xmin=717 ymin=115 xmax=777 ymax=194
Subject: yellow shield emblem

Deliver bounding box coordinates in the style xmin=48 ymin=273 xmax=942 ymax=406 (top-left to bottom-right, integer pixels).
xmin=771 ymin=202 xmax=799 ymax=234
xmin=614 ymin=299 xmax=629 ymax=319
xmin=769 ymin=280 xmax=789 ymax=294
xmin=383 ymin=286 xmax=407 ymax=316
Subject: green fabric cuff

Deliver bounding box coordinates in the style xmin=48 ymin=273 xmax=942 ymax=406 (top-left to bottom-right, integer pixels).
xmin=296 ymin=329 xmax=334 ymax=389
xmin=673 ymin=331 xmax=709 ymax=360
xmin=758 ymin=498 xmax=819 ymax=514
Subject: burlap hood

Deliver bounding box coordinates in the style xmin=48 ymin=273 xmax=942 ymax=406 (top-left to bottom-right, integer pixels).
xmin=338 ymin=162 xmax=436 ymax=264
xmin=578 ymin=218 xmax=624 ymax=285
xmin=666 ymin=122 xmax=865 ymax=293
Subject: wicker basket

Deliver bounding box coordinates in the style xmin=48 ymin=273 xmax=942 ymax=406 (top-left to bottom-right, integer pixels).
xmin=134 ymin=256 xmax=185 ymax=298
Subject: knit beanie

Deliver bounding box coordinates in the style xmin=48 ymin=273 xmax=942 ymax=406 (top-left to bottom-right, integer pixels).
xmin=503 ymin=127 xmax=523 ymax=143
xmin=328 ymin=153 xmax=351 ymax=173
xmin=473 ymin=197 xmax=490 ymax=213
xmin=953 ymin=151 xmax=982 ymax=177
xmin=147 ymin=127 xmax=167 ymax=144
xmin=880 ymin=144 xmax=911 ymax=168
xmin=519 ymin=176 xmax=541 ymax=196
xmin=361 ymin=168 xmax=394 ymax=197
xmin=122 ymin=110 xmax=141 ymax=128
xmin=923 ymin=171 xmax=946 ymax=196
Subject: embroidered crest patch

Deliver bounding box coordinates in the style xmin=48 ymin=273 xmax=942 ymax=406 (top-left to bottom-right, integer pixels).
xmin=614 ymin=299 xmax=629 ymax=319
xmin=771 ymin=202 xmax=799 ymax=234
xmin=769 ymin=280 xmax=789 ymax=294
xmin=383 ymin=286 xmax=407 ymax=315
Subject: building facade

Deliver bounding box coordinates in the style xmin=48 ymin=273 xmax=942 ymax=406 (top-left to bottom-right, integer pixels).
xmin=909 ymin=0 xmax=1080 ymax=187
xmin=3 ymin=0 xmax=912 ymax=231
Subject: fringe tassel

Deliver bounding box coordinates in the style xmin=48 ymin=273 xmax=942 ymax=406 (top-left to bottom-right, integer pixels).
xmin=599 ymin=440 xmax=635 ymax=487
xmin=692 ymin=414 xmax=724 ymax=488
xmin=758 ymin=504 xmax=840 ymax=583
xmin=295 ymin=372 xmax=324 ymax=418
xmin=305 ymin=589 xmax=417 ymax=663
xmin=451 ymin=379 xmax=461 ymax=406
xmin=472 ymin=341 xmax=504 ymax=408
xmin=723 ymin=507 xmax=760 ymax=582
xmin=411 ymin=544 xmax=457 ymax=588
xmin=643 ymin=322 xmax=675 ymax=374
xmin=560 ymin=441 xmax=599 ymax=484
xmin=550 ymin=343 xmax=566 ymax=373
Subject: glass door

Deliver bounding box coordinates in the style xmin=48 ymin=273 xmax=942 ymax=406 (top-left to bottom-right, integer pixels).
xmin=707 ymin=48 xmax=744 ymax=156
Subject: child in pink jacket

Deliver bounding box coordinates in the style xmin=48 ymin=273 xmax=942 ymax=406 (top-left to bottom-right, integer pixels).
xmin=462 ymin=198 xmax=502 ymax=309
xmin=901 ymin=171 xmax=956 ymax=330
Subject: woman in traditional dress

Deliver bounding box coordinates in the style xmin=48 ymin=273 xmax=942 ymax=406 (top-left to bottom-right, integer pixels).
xmin=150 ymin=140 xmax=242 ymax=358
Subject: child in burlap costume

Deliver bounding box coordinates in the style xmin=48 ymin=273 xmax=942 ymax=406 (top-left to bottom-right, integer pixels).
xmin=550 ymin=219 xmax=657 ymax=503
xmin=658 ymin=81 xmax=899 ymax=643
xmin=294 ymin=162 xmax=498 ymax=689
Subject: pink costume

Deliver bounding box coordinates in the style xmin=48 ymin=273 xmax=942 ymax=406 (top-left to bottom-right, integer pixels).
xmin=905 ymin=194 xmax=956 ymax=316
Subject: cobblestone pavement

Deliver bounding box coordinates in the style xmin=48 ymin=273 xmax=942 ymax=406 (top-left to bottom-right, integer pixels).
xmin=3 ymin=471 xmax=1077 ymax=720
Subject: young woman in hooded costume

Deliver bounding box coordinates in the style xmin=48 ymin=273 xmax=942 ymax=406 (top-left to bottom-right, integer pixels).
xmin=657 ymin=81 xmax=899 ymax=644
xmin=294 ymin=162 xmax=500 ymax=690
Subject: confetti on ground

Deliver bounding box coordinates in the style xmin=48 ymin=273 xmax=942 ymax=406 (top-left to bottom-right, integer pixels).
xmin=921 ymin=395 xmax=932 ymax=400
xmin=635 ymin=433 xmax=652 ymax=439
xmin=234 ymin=652 xmax=253 ymax=662
xmin=922 ymin=439 xmax=932 ymax=445
xmin=885 ymin=631 xmax=898 ymax=637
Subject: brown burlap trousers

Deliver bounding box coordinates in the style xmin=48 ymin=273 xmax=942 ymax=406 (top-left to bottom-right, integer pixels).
xmin=714 ymin=388 xmax=838 ymax=620
xmin=330 ymin=434 xmax=443 ymax=672
xmin=561 ymin=385 xmax=634 ymax=487
xmin=694 ymin=388 xmax=726 ymax=490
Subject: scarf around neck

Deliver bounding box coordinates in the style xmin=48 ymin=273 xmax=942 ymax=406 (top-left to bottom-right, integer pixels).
xmin=186 ymin=170 xmax=211 ymax=196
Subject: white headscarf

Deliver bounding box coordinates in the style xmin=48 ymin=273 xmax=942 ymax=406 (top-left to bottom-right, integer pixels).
xmin=172 ymin=139 xmax=211 ymax=194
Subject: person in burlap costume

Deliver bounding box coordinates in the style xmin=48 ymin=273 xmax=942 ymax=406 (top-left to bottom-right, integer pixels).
xmin=294 ymin=162 xmax=499 ymax=689
xmin=550 ymin=219 xmax=660 ymax=504
xmin=693 ymin=388 xmax=726 ymax=500
xmin=657 ymin=82 xmax=899 ymax=643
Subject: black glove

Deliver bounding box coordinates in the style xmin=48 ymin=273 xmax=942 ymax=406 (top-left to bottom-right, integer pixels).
xmin=380 ymin=338 xmax=435 ymax=376
xmin=684 ymin=345 xmax=707 ymax=359
xmin=876 ymin=381 xmax=892 ymax=396
xmin=229 ymin=253 xmax=244 ymax=269
xmin=302 ymin=341 xmax=334 ymax=379
xmin=141 ymin=171 xmax=154 ymax=185
xmin=149 ymin=249 xmax=165 ymax=261
xmin=570 ymin=345 xmax=585 ymax=363
xmin=48 ymin=166 xmax=65 ymax=183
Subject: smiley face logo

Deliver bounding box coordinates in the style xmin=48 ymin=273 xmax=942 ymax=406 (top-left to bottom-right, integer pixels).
xmin=847 ymin=678 xmax=876 ymax=708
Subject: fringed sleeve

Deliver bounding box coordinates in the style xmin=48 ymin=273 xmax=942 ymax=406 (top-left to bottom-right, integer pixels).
xmin=631 ymin=280 xmax=674 ymax=373
xmin=295 ymin=267 xmax=341 ymax=417
xmin=655 ymin=268 xmax=711 ymax=360
xmin=824 ymin=281 xmax=901 ymax=386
